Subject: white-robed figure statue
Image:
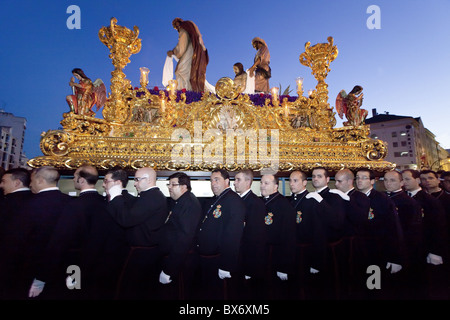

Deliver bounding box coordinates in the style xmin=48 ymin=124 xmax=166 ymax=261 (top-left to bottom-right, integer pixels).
xmin=166 ymin=18 xmax=209 ymax=93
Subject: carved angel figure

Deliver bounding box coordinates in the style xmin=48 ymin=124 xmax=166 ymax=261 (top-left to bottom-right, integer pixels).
xmin=335 ymin=85 xmax=368 ymax=126
xmin=66 ymin=68 xmax=106 ymax=116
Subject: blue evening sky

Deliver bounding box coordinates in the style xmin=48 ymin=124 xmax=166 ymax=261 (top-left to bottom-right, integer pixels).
xmin=1 ymin=0 xmax=449 ymax=159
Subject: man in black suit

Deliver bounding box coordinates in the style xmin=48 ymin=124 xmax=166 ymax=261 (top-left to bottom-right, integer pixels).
xmin=193 ymin=168 xmax=246 ymax=300
xmin=0 ymin=168 xmax=33 ymax=299
xmin=233 ymin=169 xmax=267 ymax=300
xmin=384 ymin=169 xmax=424 ymax=299
xmin=25 ymin=166 xmax=71 ymax=299
xmin=103 ymin=166 xmax=136 ymax=205
xmin=355 ymin=168 xmax=404 ymax=299
xmin=157 ymin=172 xmax=202 ymax=300
xmin=288 ymin=170 xmax=327 ymax=299
xmin=402 ymin=169 xmax=448 ymax=299
xmin=106 ymin=167 xmax=168 ymax=299
xmin=41 ymin=164 xmax=129 ymax=300
xmin=260 ymin=173 xmax=296 ymax=300
xmin=311 ymin=167 xmax=348 ymax=299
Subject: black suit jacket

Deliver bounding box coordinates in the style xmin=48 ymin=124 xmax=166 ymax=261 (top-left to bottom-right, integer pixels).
xmin=108 ymin=187 xmax=168 ymax=247
xmin=317 ymin=187 xmax=346 ymax=242
xmin=413 ymin=190 xmax=448 ymax=259
xmin=158 ymin=191 xmax=202 ymax=277
xmin=289 ymin=190 xmax=327 ymax=271
xmin=240 ymin=190 xmax=268 ymax=278
xmin=196 ymin=188 xmax=246 ymax=273
xmin=22 ymin=189 xmax=71 ymax=293
xmin=364 ymin=189 xmax=404 ymax=265
xmin=263 ymin=192 xmax=296 ymax=275
xmin=345 ymin=188 xmax=371 ymax=237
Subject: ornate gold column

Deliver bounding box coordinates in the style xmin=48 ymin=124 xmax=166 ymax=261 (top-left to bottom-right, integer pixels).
xmin=99 ymin=17 xmax=141 ymax=123
xmin=300 ymin=36 xmax=338 ymax=129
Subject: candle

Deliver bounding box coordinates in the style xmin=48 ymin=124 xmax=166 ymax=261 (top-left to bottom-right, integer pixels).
xmin=139 ymin=67 xmax=150 ymax=88
xmin=161 ymin=98 xmax=166 ymax=113
xmin=296 ymin=77 xmax=303 ymax=94
xmin=308 ymin=89 xmax=314 ymax=98
xmin=271 ymin=87 xmax=279 ymax=102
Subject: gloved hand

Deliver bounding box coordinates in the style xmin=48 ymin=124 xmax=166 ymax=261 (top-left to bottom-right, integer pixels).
xmin=310 ymin=267 xmax=319 ymax=274
xmin=108 ymin=184 xmax=122 ymax=201
xmin=306 ymin=192 xmax=323 ymax=203
xmin=245 ymin=275 xmax=251 ymax=280
xmin=28 ymin=278 xmax=45 ymax=298
xmin=159 ymin=270 xmax=172 ymax=284
xmin=218 ymin=269 xmax=231 ymax=279
xmin=329 ymin=189 xmax=350 ymax=201
xmin=277 ymin=271 xmax=288 ymax=281
xmin=386 ymin=262 xmax=402 ymax=274
xmin=427 ymin=253 xmax=443 ymax=265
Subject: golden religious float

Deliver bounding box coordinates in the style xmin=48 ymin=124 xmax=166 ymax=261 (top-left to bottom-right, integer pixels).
xmin=27 ymin=18 xmax=395 ymax=176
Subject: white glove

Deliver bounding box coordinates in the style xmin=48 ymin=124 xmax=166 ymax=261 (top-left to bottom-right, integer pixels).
xmin=159 ymin=270 xmax=172 ymax=284
xmin=218 ymin=269 xmax=231 ymax=279
xmin=28 ymin=278 xmax=45 ymax=298
xmin=310 ymin=267 xmax=319 ymax=274
xmin=108 ymin=184 xmax=122 ymax=201
xmin=277 ymin=271 xmax=288 ymax=281
xmin=329 ymin=189 xmax=350 ymax=201
xmin=427 ymin=253 xmax=443 ymax=265
xmin=245 ymin=275 xmax=251 ymax=280
xmin=386 ymin=262 xmax=402 ymax=274
xmin=306 ymin=192 xmax=323 ymax=203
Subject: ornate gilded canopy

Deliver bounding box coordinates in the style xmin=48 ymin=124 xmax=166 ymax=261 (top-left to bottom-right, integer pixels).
xmin=28 ymin=18 xmax=395 ymax=176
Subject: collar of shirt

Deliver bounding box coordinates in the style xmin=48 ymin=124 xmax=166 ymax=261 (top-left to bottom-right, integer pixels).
xmin=408 ymin=188 xmax=421 ymax=197
xmin=293 ymin=189 xmax=307 ymax=196
xmin=364 ymin=188 xmax=373 ymax=197
xmin=80 ymin=188 xmax=98 ymax=194
xmin=315 ymin=186 xmax=328 ymax=193
xmin=12 ymin=187 xmax=30 ymax=193
xmin=345 ymin=187 xmax=355 ymax=195
xmin=239 ymin=189 xmax=251 ymax=198
xmin=140 ymin=186 xmax=158 ymax=193
xmin=38 ymin=187 xmax=59 ymax=193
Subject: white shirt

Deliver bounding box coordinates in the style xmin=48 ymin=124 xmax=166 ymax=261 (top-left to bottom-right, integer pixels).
xmin=38 ymin=187 xmax=59 ymax=193
xmin=239 ymin=189 xmax=251 ymax=198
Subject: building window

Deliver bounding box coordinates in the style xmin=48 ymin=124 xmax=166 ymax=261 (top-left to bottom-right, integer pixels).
xmin=401 ymin=141 xmax=407 ymax=147
xmin=371 ymin=134 xmax=378 ymax=139
xmin=400 ymin=131 xmax=406 ymax=136
xmin=394 ymin=152 xmax=401 ymax=157
xmin=393 ymin=142 xmax=398 ymax=147
xmin=392 ymin=132 xmax=397 ymax=137
xmin=400 ymin=151 xmax=409 ymax=157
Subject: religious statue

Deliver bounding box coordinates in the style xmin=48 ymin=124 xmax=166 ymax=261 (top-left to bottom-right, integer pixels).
xmin=248 ymin=37 xmax=271 ymax=93
xmin=66 ymin=68 xmax=106 ymax=116
xmin=233 ymin=62 xmax=247 ymax=93
xmin=167 ymin=18 xmax=209 ymax=92
xmin=335 ymin=85 xmax=368 ymax=126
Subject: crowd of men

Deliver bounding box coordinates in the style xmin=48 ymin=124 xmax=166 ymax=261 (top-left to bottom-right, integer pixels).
xmin=0 ymin=165 xmax=450 ymax=300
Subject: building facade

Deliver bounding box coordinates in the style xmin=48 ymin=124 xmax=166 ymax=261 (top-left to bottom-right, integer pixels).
xmin=365 ymin=109 xmax=450 ymax=171
xmin=0 ymin=110 xmax=28 ymax=170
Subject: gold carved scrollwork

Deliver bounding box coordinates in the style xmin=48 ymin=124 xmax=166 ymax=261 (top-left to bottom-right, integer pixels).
xmin=40 ymin=130 xmax=74 ymax=157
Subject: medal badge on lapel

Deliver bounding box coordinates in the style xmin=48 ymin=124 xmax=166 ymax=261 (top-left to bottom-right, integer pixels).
xmin=421 ymin=208 xmax=425 ymax=218
xmin=296 ymin=211 xmax=303 ymax=224
xmin=213 ymin=205 xmax=222 ymax=218
xmin=368 ymin=207 xmax=374 ymax=220
xmin=265 ymin=212 xmax=273 ymax=225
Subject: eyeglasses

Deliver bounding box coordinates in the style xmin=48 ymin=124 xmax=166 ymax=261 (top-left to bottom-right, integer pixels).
xmin=167 ymin=183 xmax=180 ymax=188
xmin=355 ymin=176 xmax=370 ymax=180
xmin=103 ymin=179 xmax=115 ymax=184
xmin=134 ymin=176 xmax=148 ymax=182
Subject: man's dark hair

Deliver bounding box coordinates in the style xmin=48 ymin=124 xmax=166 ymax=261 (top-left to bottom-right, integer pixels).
xmin=78 ymin=165 xmax=99 ymax=186
xmin=401 ymin=169 xmax=420 ymax=179
xmin=5 ymin=168 xmax=31 ymax=187
xmin=312 ymin=166 xmax=329 ymax=178
xmin=212 ymin=168 xmax=230 ymax=181
xmin=169 ymin=172 xmax=192 ymax=191
xmin=290 ymin=170 xmax=307 ymax=181
xmin=440 ymin=171 xmax=450 ymax=179
xmin=355 ymin=168 xmax=375 ymax=180
xmin=420 ymin=169 xmax=439 ymax=179
xmin=106 ymin=166 xmax=129 ymax=188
